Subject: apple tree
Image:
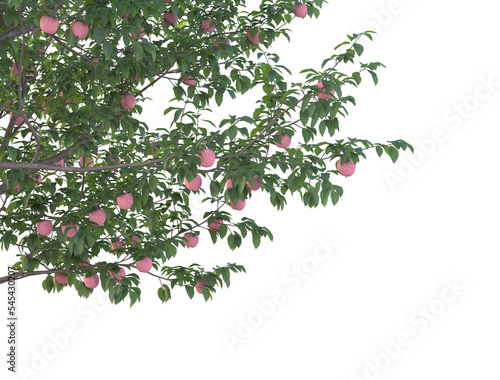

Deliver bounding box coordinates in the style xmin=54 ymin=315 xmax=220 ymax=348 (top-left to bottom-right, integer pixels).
xmin=0 ymin=0 xmax=413 ymax=304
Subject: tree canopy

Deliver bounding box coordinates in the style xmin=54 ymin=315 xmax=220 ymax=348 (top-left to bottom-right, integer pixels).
xmin=0 ymin=0 xmax=413 ymax=304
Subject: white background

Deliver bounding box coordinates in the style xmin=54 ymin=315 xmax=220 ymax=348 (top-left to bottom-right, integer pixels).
xmin=2 ymin=0 xmax=500 ymax=379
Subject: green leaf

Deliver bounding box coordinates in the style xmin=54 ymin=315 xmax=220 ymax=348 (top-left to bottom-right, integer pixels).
xmin=252 ymin=231 xmax=261 ymax=248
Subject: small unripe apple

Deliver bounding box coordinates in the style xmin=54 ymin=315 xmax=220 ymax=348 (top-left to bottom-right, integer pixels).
xmin=130 ymin=27 xmax=145 ymax=39
xmin=201 ymin=19 xmax=215 ymax=33
xmin=195 ymin=279 xmax=209 ymax=294
xmin=246 ymin=176 xmax=262 ymax=191
xmin=230 ymin=199 xmax=246 ymax=211
xmin=79 ymin=155 xmax=94 ymax=167
xmin=247 ymin=29 xmax=261 ymax=45
xmin=293 ymin=3 xmax=308 ymax=18
xmin=182 ymin=75 xmax=197 ymax=86
xmin=62 ymin=222 xmax=78 ymax=238
xmin=184 ymin=175 xmax=202 ymax=191
xmin=71 ymin=21 xmax=89 ymax=39
xmin=111 ymin=240 xmax=125 ymax=254
xmin=136 ymin=257 xmax=153 ymax=273
xmin=117 ymin=193 xmax=134 ymax=210
xmin=53 ymin=273 xmax=68 ymax=287
xmin=89 ymin=209 xmax=106 ymax=226
xmin=198 ymin=148 xmax=215 ymax=167
xmin=336 ymin=159 xmax=356 ymax=177
xmin=275 ymin=133 xmax=291 ymax=149
xmin=317 ymin=80 xmax=335 ymax=99
xmin=109 ymin=267 xmax=126 ymax=283
xmin=208 ymin=217 xmax=224 ymax=231
xmin=37 ymin=220 xmax=53 ymax=236
xmin=84 ymin=274 xmax=99 ymax=289
xmin=10 ymin=113 xmax=23 ymax=126
xmin=163 ymin=11 xmax=178 ymax=25
xmin=40 ymin=16 xmax=59 ymax=34
xmin=121 ymin=94 xmax=136 ymax=110
xmin=183 ymin=232 xmax=199 ymax=248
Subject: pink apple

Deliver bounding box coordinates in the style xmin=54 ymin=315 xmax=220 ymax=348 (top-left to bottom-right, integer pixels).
xmin=198 ymin=148 xmax=215 ymax=167
xmin=117 ymin=193 xmax=134 ymax=210
xmin=84 ymin=274 xmax=99 ymax=289
xmin=201 ymin=19 xmax=215 ymax=33
xmin=183 ymin=232 xmax=199 ymax=248
xmin=121 ymin=94 xmax=136 ymax=110
xmin=230 ymin=199 xmax=246 ymax=211
xmin=79 ymin=259 xmax=91 ymax=268
xmin=163 ymin=11 xmax=178 ymax=25
xmin=184 ymin=175 xmax=202 ymax=191
xmin=109 ymin=155 xmax=121 ymax=163
xmin=37 ymin=220 xmax=53 ymax=236
xmin=30 ymin=174 xmax=42 ymax=186
xmin=208 ymin=217 xmax=224 ymax=231
xmin=54 ymin=159 xmax=65 ymax=166
xmin=214 ymin=38 xmax=230 ymax=51
xmin=60 ymin=91 xmax=72 ymax=103
xmin=71 ymin=21 xmax=89 ymax=39
xmin=182 ymin=75 xmax=197 ymax=86
xmin=293 ymin=3 xmax=308 ymax=18
xmin=246 ymin=176 xmax=262 ymax=191
xmin=11 ymin=62 xmax=21 ymax=76
xmin=247 ymin=29 xmax=260 ymax=45
xmin=79 ymin=155 xmax=94 ymax=167
xmin=111 ymin=240 xmax=125 ymax=254
xmin=109 ymin=267 xmax=126 ymax=283
xmin=136 ymin=257 xmax=153 ymax=273
xmin=128 ymin=234 xmax=140 ymax=245
xmin=336 ymin=159 xmax=356 ymax=177
xmin=195 ymin=279 xmax=209 ymax=294
xmin=275 ymin=133 xmax=291 ymax=149
xmin=122 ymin=12 xmax=131 ymax=19
xmin=53 ymin=273 xmax=68 ymax=287
xmin=226 ymin=178 xmax=233 ymax=189
xmin=130 ymin=27 xmax=145 ymax=39
xmin=10 ymin=114 xmax=23 ymax=126
xmin=13 ymin=184 xmax=20 ymax=193
xmin=317 ymin=80 xmax=335 ymax=99
xmin=40 ymin=16 xmax=59 ymax=34
xmin=62 ymin=222 xmax=78 ymax=238
xmin=89 ymin=209 xmax=106 ymax=226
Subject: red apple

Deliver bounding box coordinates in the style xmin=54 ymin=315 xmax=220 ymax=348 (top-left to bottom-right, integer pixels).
xmin=130 ymin=27 xmax=145 ymax=39
xmin=84 ymin=274 xmax=99 ymax=289
xmin=109 ymin=155 xmax=121 ymax=163
xmin=317 ymin=80 xmax=335 ymax=99
xmin=182 ymin=75 xmax=197 ymax=86
xmin=195 ymin=279 xmax=209 ymax=294
xmin=201 ymin=19 xmax=215 ymax=33
xmin=111 ymin=240 xmax=125 ymax=254
xmin=230 ymin=199 xmax=246 ymax=211
xmin=30 ymin=174 xmax=42 ymax=186
xmin=37 ymin=220 xmax=53 ymax=236
xmin=40 ymin=16 xmax=59 ymax=34
xmin=117 ymin=193 xmax=134 ymax=210
xmin=128 ymin=234 xmax=140 ymax=245
xmin=71 ymin=21 xmax=89 ymax=39
xmin=226 ymin=178 xmax=233 ymax=189
xmin=79 ymin=155 xmax=94 ymax=167
xmin=54 ymin=159 xmax=65 ymax=166
xmin=109 ymin=267 xmax=126 ymax=283
xmin=183 ymin=232 xmax=199 ymax=248
xmin=336 ymin=159 xmax=356 ymax=177
xmin=275 ymin=133 xmax=291 ymax=149
xmin=121 ymin=94 xmax=136 ymax=110
xmin=89 ymin=209 xmax=106 ymax=226
xmin=11 ymin=62 xmax=21 ymax=76
xmin=163 ymin=11 xmax=178 ymax=25
xmin=247 ymin=29 xmax=261 ymax=45
xmin=246 ymin=176 xmax=262 ymax=191
xmin=10 ymin=114 xmax=23 ymax=126
xmin=198 ymin=148 xmax=215 ymax=167
xmin=184 ymin=175 xmax=202 ymax=191
xmin=53 ymin=273 xmax=68 ymax=287
xmin=136 ymin=257 xmax=153 ymax=273
xmin=214 ymin=38 xmax=230 ymax=51
xmin=208 ymin=217 xmax=224 ymax=231
xmin=13 ymin=184 xmax=20 ymax=193
xmin=60 ymin=91 xmax=72 ymax=103
xmin=293 ymin=3 xmax=308 ymax=18
xmin=62 ymin=222 xmax=78 ymax=238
